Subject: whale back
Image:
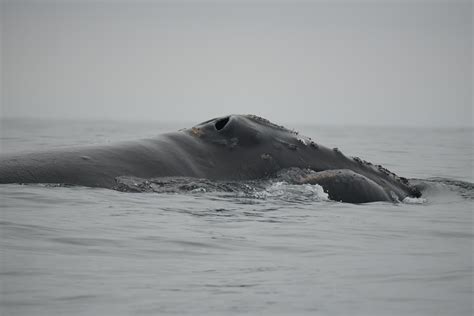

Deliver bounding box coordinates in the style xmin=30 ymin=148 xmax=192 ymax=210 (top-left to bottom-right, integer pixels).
xmin=0 ymin=114 xmax=420 ymax=202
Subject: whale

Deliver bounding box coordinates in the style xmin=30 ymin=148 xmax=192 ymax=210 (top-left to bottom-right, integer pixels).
xmin=0 ymin=114 xmax=421 ymax=203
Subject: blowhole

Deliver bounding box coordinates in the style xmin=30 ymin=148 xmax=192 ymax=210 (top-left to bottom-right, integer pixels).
xmin=215 ymin=116 xmax=230 ymax=131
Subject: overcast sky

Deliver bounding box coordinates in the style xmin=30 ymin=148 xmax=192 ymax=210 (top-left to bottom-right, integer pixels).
xmin=1 ymin=0 xmax=472 ymax=126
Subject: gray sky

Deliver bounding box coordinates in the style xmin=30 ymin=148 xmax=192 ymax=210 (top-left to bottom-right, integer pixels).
xmin=1 ymin=0 xmax=472 ymax=126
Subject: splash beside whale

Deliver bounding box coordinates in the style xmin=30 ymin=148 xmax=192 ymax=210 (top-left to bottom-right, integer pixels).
xmin=0 ymin=115 xmax=421 ymax=203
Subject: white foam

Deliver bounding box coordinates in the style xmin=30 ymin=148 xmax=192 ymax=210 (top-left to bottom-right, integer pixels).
xmin=257 ymin=181 xmax=329 ymax=202
xmin=402 ymin=196 xmax=427 ymax=204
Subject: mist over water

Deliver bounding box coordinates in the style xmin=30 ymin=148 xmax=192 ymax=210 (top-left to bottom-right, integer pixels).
xmin=1 ymin=119 xmax=472 ymax=315
xmin=1 ymin=1 xmax=472 ymax=127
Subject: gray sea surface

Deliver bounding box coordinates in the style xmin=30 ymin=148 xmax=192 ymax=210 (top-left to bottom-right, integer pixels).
xmin=0 ymin=118 xmax=473 ymax=315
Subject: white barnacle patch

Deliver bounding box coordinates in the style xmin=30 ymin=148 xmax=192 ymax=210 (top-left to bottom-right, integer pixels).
xmin=297 ymin=137 xmax=310 ymax=146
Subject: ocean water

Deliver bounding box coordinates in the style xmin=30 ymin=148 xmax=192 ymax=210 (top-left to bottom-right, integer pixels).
xmin=0 ymin=118 xmax=472 ymax=315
